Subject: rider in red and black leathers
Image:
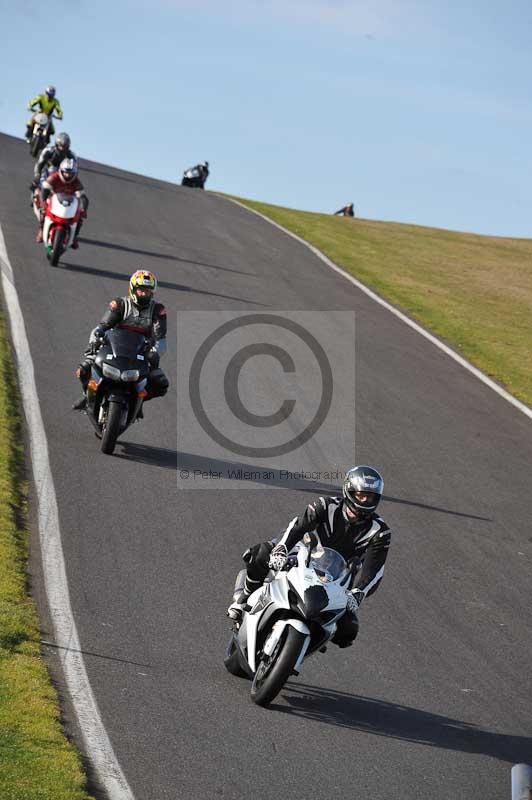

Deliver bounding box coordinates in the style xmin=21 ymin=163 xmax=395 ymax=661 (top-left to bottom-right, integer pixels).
xmin=73 ymin=270 xmax=169 ymax=410
xmin=228 ymin=466 xmax=391 ymax=648
xmin=38 ymin=158 xmax=88 ymax=246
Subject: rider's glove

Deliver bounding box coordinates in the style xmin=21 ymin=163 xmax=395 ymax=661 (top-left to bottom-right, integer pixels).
xmin=268 ymin=543 xmax=289 ymax=572
xmin=89 ymin=326 xmax=106 ymax=348
xmin=346 ymin=588 xmax=365 ymax=614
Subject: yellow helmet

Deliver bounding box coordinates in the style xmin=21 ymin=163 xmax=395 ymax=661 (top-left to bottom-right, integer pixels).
xmin=129 ymin=270 xmax=157 ymax=308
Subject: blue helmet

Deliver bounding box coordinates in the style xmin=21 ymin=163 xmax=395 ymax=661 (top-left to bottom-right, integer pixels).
xmin=45 ymin=85 xmax=56 ymax=98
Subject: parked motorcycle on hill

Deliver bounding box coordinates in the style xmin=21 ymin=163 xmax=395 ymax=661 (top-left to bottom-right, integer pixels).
xmin=224 ymin=534 xmax=353 ymax=706
xmin=28 ymin=113 xmax=60 ymax=159
xmin=84 ymin=329 xmax=150 ymax=455
xmin=32 ymin=190 xmax=82 ymax=266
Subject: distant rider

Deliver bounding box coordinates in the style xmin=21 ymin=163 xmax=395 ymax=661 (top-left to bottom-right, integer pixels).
xmin=25 ymin=85 xmax=63 ymax=142
xmin=32 ymin=132 xmax=75 ymax=188
xmin=334 ymin=203 xmax=355 ymax=217
xmin=37 ymin=158 xmax=88 ymax=247
xmin=73 ymin=270 xmax=169 ymax=411
xmin=197 ymin=161 xmax=209 ymax=188
xmin=183 ymin=161 xmax=209 ymax=189
xmin=227 ymin=466 xmax=391 ymax=649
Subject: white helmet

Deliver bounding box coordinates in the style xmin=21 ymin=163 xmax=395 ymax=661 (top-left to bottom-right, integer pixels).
xmin=59 ymin=157 xmax=78 ymax=183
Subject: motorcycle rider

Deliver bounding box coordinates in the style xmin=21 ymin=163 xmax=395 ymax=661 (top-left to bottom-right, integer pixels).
xmin=32 ymin=132 xmax=75 ymax=188
xmin=183 ymin=161 xmax=209 ymax=188
xmin=334 ymin=203 xmax=355 ymax=217
xmin=227 ymin=466 xmax=390 ymax=648
xmin=73 ymin=270 xmax=169 ymax=411
xmin=197 ymin=161 xmax=209 ymax=188
xmin=37 ymin=157 xmax=88 ymax=246
xmin=25 ymin=85 xmax=63 ymax=142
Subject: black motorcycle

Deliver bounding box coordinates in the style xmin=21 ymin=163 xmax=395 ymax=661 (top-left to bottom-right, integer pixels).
xmin=86 ymin=329 xmax=150 ymax=455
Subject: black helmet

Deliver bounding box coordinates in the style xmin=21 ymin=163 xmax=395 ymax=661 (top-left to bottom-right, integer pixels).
xmin=55 ymin=132 xmax=70 ymax=153
xmin=342 ymin=465 xmax=384 ymax=520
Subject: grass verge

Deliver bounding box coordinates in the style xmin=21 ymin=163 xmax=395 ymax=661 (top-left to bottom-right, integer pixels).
xmin=0 ymin=306 xmax=94 ymax=799
xmin=231 ymin=197 xmax=532 ymax=407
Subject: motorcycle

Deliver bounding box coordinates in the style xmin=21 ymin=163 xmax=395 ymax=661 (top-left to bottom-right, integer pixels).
xmin=224 ymin=534 xmax=353 ymax=706
xmin=181 ymin=167 xmax=205 ymax=189
xmin=84 ymin=328 xmax=150 ymax=455
xmin=29 ymin=113 xmax=59 ymax=159
xmin=33 ymin=191 xmax=82 ymax=266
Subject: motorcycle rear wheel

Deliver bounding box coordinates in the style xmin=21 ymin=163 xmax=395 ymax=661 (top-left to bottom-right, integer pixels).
xmin=50 ymin=228 xmax=65 ymax=266
xmin=100 ymin=401 xmax=123 ymax=455
xmin=251 ymin=627 xmax=306 ymax=707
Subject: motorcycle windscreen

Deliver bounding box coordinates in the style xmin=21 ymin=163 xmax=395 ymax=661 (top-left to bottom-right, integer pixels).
xmin=50 ymin=193 xmax=79 ymax=219
xmin=309 ymin=548 xmax=347 ymax=582
xmin=107 ymin=328 xmax=146 ymax=359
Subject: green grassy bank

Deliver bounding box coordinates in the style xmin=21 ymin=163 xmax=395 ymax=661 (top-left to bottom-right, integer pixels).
xmin=232 ymin=198 xmax=532 ymax=407
xmin=0 ymin=307 xmax=94 ymax=800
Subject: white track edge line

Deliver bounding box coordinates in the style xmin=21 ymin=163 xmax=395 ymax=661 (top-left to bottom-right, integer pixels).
xmin=0 ymin=224 xmax=134 ymax=800
xmin=222 ymin=196 xmax=532 ymax=422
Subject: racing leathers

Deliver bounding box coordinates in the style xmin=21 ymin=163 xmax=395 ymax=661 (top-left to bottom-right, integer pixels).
xmin=198 ymin=163 xmax=209 ymax=188
xmin=38 ymin=171 xmax=88 ymax=244
xmin=33 ymin=143 xmax=77 ymax=185
xmin=77 ymin=296 xmax=169 ymax=402
xmin=26 ymin=94 xmax=63 ymax=140
xmin=234 ymin=496 xmax=391 ymax=647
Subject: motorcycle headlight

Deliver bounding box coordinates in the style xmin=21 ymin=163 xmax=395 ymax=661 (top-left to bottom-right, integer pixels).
xmin=121 ymin=369 xmax=139 ymax=382
xmin=102 ymin=363 xmax=121 ymax=380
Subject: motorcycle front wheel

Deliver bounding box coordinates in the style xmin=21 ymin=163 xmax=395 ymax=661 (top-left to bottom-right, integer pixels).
xmin=31 ymin=137 xmax=42 ymax=159
xmin=251 ymin=627 xmax=306 ymax=707
xmin=50 ymin=228 xmax=65 ymax=266
xmin=100 ymin=400 xmax=123 ymax=455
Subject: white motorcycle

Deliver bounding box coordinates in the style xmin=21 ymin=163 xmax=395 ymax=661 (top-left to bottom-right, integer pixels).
xmin=29 ymin=112 xmax=58 ymax=159
xmin=181 ymin=166 xmax=204 ymax=188
xmin=224 ymin=534 xmax=353 ymax=706
xmin=33 ymin=191 xmax=81 ymax=266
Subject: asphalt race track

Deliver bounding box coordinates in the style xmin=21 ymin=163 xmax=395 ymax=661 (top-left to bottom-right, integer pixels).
xmin=1 ymin=131 xmax=531 ymax=800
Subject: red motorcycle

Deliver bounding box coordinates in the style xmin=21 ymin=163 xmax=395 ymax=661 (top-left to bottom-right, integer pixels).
xmin=33 ymin=191 xmax=82 ymax=266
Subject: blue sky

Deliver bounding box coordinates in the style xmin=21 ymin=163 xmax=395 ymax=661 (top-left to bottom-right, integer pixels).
xmin=1 ymin=0 xmax=532 ymax=236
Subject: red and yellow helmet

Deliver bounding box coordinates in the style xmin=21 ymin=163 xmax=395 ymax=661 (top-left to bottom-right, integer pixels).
xmin=129 ymin=270 xmax=157 ymax=308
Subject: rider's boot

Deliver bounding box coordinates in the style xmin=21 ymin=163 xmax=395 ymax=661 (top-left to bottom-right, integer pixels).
xmin=227 ymin=590 xmax=250 ymax=621
xmin=227 ymin=571 xmax=261 ymax=620
xmin=73 ymin=363 xmax=90 ymax=410
xmin=72 ymin=395 xmax=87 ymax=411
